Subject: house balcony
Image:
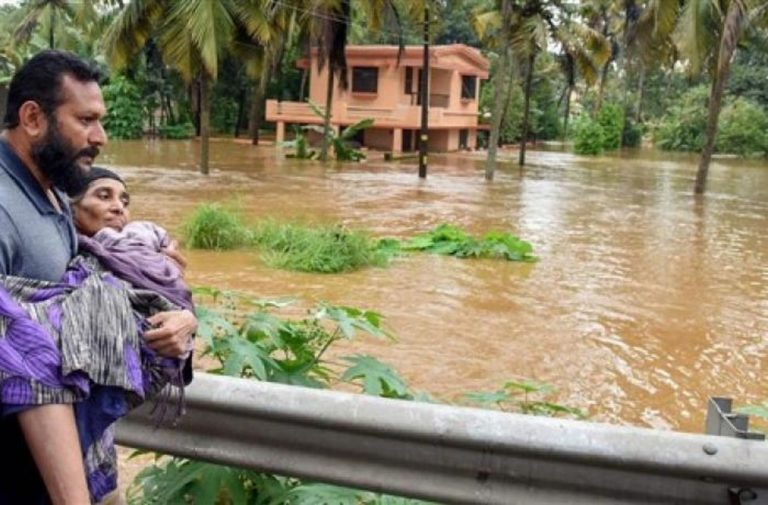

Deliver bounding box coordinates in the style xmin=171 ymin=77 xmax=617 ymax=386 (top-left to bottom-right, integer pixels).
xmin=266 ymin=99 xmax=480 ymax=131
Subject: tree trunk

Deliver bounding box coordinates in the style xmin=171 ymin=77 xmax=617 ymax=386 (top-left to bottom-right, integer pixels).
xmin=562 ymin=85 xmax=572 ymax=142
xmin=299 ymin=69 xmax=308 ymax=101
xmin=594 ymin=59 xmax=610 ymax=114
xmin=484 ymin=0 xmax=513 ymax=181
xmin=234 ymin=87 xmax=246 ymax=138
xmin=248 ymin=82 xmax=265 ymax=145
xmin=200 ymin=73 xmax=210 ymax=175
xmin=319 ymin=68 xmax=335 ymax=162
xmin=695 ymin=0 xmax=743 ymax=195
xmin=49 ymin=7 xmax=55 ymax=49
xmin=519 ymin=51 xmax=536 ymax=167
xmin=498 ymin=63 xmax=516 ymax=146
xmin=634 ymin=64 xmax=645 ymax=123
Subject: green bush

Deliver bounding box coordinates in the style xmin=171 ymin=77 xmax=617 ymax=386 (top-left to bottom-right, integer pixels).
xmin=252 ymin=220 xmax=389 ymax=273
xmin=597 ymin=103 xmax=625 ymax=150
xmin=716 ymin=98 xmax=768 ymax=156
xmin=653 ymin=85 xmax=709 ymax=151
xmin=622 ymin=119 xmax=643 ymax=148
xmin=102 ymin=75 xmax=144 ymax=140
xmin=572 ymin=115 xmax=605 ymax=155
xmin=182 ymin=204 xmax=251 ymax=250
xmin=157 ymin=122 xmax=195 ymax=140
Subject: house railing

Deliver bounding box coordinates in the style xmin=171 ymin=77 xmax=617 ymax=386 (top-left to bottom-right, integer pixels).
xmin=265 ymin=100 xmax=479 ymax=129
xmin=116 ymin=373 xmax=768 ymax=505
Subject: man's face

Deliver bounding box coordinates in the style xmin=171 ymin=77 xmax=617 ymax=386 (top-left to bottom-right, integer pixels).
xmin=30 ymin=74 xmax=108 ymax=194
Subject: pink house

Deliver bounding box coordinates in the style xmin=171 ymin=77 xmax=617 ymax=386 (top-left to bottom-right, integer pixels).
xmin=265 ymin=44 xmax=490 ymax=153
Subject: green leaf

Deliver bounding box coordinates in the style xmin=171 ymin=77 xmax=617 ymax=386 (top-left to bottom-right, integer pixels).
xmin=279 ymin=483 xmax=373 ymax=505
xmin=463 ymin=390 xmax=510 ymax=406
xmin=341 ymin=355 xmax=411 ymax=399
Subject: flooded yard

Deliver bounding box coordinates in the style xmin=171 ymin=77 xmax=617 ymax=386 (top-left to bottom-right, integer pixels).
xmin=103 ymin=139 xmax=768 ymax=434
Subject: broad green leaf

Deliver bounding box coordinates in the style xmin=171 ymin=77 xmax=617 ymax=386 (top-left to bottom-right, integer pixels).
xmin=341 ymin=355 xmax=411 ymax=399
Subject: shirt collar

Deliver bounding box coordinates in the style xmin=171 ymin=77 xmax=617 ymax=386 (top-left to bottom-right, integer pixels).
xmin=0 ymin=138 xmax=70 ymax=216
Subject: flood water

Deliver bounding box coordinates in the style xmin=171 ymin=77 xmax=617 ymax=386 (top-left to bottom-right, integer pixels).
xmin=102 ymin=139 xmax=768 ymax=434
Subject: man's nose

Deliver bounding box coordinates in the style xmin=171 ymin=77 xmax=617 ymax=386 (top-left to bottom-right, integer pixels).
xmin=90 ymin=121 xmax=108 ymax=147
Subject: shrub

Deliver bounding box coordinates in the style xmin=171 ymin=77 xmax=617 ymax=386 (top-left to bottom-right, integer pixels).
xmin=182 ymin=204 xmax=251 ymax=250
xmin=398 ymin=224 xmax=536 ymax=262
xmin=653 ymin=85 xmax=709 ymax=151
xmin=102 ymin=75 xmax=144 ymax=140
xmin=597 ymin=103 xmax=625 ymax=150
xmin=158 ymin=122 xmax=195 ymax=140
xmin=716 ymin=98 xmax=768 ymax=157
xmin=252 ymin=220 xmax=390 ymax=273
xmin=622 ymin=119 xmax=643 ymax=148
xmin=572 ymin=115 xmax=605 ymax=155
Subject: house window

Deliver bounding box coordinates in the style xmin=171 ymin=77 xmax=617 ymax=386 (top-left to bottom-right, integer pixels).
xmin=404 ymin=67 xmax=414 ymax=94
xmin=352 ymin=67 xmax=379 ymax=93
xmin=461 ymin=75 xmax=477 ymax=100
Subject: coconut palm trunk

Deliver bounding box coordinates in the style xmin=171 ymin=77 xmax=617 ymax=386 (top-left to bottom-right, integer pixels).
xmin=562 ymin=85 xmax=572 ymax=141
xmin=694 ymin=0 xmax=744 ymax=195
xmin=485 ymin=0 xmax=513 ymax=180
xmin=248 ymin=82 xmax=264 ymax=145
xmin=200 ymin=73 xmax=210 ymax=175
xmin=319 ymin=68 xmax=335 ymax=162
xmin=519 ymin=51 xmax=536 ymax=167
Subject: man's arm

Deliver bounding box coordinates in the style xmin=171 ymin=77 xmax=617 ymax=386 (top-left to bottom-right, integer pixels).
xmin=18 ymin=405 xmax=90 ymax=505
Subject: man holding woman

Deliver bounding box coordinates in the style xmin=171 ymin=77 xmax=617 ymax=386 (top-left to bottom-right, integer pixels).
xmin=0 ymin=50 xmax=196 ymax=504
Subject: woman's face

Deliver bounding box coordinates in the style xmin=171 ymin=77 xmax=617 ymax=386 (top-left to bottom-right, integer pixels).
xmin=73 ymin=178 xmax=131 ymax=236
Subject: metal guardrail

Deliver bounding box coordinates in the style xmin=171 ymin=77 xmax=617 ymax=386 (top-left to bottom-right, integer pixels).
xmin=116 ymin=373 xmax=768 ymax=504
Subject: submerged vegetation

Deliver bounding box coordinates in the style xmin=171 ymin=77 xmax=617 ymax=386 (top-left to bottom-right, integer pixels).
xmin=252 ymin=220 xmax=390 ymax=274
xmin=395 ymin=224 xmax=537 ymax=262
xmin=182 ymin=206 xmax=537 ymax=272
xmin=128 ymin=291 xmax=582 ymax=503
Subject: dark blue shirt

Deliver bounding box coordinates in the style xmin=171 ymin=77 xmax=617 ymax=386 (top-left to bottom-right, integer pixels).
xmin=0 ymin=138 xmax=77 ymax=505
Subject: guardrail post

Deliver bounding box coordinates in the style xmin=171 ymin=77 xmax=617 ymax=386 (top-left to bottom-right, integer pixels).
xmin=706 ymin=397 xmax=765 ymax=440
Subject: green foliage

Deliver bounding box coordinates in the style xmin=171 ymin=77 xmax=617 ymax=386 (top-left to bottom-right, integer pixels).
xmin=304 ymin=102 xmax=373 ymax=162
xmin=157 ymin=122 xmax=195 ymax=140
xmin=572 ymin=114 xmax=605 ymax=155
xmin=653 ymin=85 xmax=709 ymax=152
xmin=715 ymin=98 xmax=768 ymax=157
xmin=102 ymin=75 xmax=144 ymax=140
xmin=282 ymin=127 xmax=316 ymax=159
xmin=465 ymin=379 xmax=586 ymax=419
xmin=252 ymin=220 xmax=390 ymax=273
xmin=654 ymin=86 xmax=768 ymax=156
xmin=621 ymin=119 xmax=643 ymax=148
xmin=394 ymin=224 xmax=536 ymax=262
xmin=596 ymin=103 xmax=625 ymax=150
xmin=182 ymin=204 xmax=251 ymax=250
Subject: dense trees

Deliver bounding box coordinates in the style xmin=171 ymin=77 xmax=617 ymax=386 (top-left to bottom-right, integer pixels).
xmin=0 ymin=0 xmax=765 ymax=191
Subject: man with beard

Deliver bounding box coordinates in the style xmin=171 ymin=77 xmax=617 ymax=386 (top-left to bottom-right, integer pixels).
xmin=0 ymin=51 xmax=196 ymax=504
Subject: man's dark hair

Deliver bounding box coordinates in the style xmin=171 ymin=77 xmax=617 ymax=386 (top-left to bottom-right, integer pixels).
xmin=3 ymin=50 xmax=101 ymax=128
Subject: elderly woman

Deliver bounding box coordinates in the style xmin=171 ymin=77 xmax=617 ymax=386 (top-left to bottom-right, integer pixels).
xmin=0 ymin=167 xmax=194 ymax=503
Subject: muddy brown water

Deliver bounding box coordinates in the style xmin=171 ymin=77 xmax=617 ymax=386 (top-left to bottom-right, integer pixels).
xmin=102 ymin=139 xmax=768 ymax=435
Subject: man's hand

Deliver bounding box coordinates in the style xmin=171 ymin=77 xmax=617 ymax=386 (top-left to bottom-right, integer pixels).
xmin=144 ymin=310 xmax=197 ymax=358
xmin=162 ymin=240 xmax=188 ymax=272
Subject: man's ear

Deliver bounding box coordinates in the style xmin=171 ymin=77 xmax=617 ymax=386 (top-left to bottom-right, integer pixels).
xmin=17 ymin=101 xmax=48 ymax=138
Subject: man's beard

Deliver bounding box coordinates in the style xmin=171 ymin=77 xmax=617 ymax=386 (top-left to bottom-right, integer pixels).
xmin=30 ymin=119 xmax=100 ymax=196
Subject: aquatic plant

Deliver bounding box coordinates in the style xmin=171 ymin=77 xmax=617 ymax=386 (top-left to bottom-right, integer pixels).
xmin=182 ymin=204 xmax=252 ymax=250
xmin=397 ymin=224 xmax=536 ymax=262
xmin=464 ymin=379 xmax=586 ymax=419
xmin=252 ymin=220 xmax=390 ymax=273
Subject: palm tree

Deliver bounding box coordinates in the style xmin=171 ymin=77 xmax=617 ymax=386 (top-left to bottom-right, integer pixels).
xmin=475 ymin=0 xmax=608 ymax=174
xmin=670 ymin=0 xmax=767 ymax=193
xmin=104 ymin=0 xmax=269 ymax=175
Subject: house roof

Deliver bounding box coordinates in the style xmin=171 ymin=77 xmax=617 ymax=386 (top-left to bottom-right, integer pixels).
xmin=298 ymin=44 xmax=490 ymax=78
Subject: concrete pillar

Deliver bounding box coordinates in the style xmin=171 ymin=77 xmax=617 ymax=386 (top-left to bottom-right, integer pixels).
xmin=276 ymin=121 xmax=285 ymax=144
xmin=468 ymin=129 xmax=477 ymax=150
xmin=392 ymin=128 xmax=403 ymax=153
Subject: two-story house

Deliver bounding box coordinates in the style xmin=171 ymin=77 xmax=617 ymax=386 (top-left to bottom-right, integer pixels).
xmin=265 ymin=44 xmax=489 ymax=153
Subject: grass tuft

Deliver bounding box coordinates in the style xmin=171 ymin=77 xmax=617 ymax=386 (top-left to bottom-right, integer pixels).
xmin=182 ymin=204 xmax=252 ymax=250
xmin=252 ymin=220 xmax=390 ymax=273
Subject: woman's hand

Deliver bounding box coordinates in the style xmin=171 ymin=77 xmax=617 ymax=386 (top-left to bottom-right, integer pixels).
xmin=162 ymin=240 xmax=188 ymax=273
xmin=144 ymin=310 xmax=197 ymax=358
